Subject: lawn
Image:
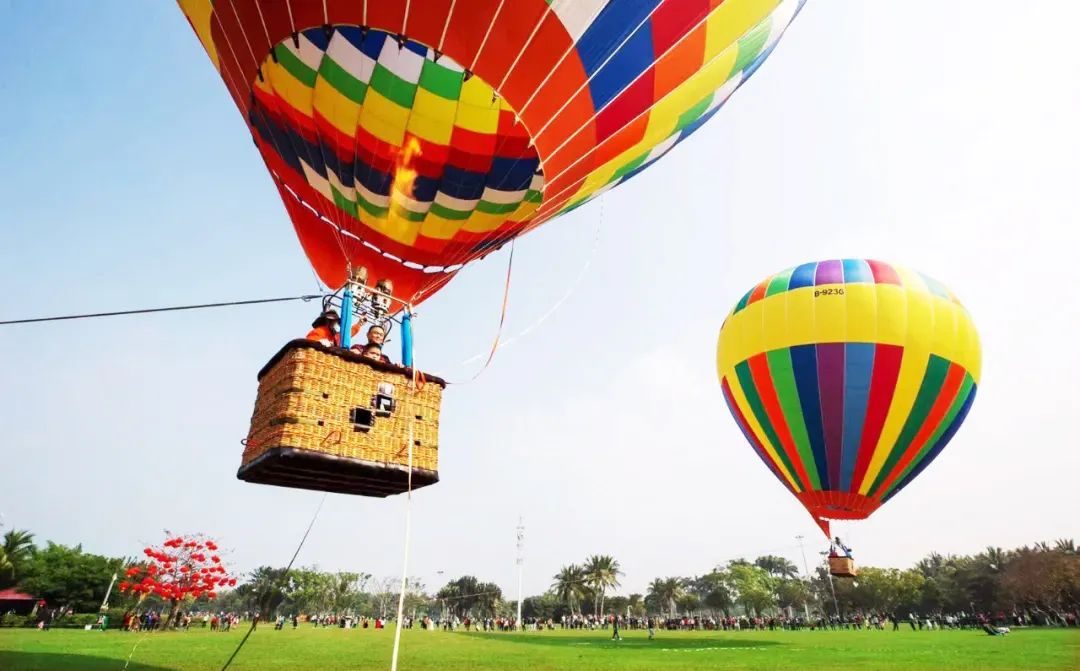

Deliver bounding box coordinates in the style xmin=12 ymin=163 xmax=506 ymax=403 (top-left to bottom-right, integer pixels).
xmin=0 ymin=626 xmax=1077 ymax=670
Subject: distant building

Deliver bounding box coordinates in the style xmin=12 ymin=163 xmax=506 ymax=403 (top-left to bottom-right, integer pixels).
xmin=0 ymin=589 xmax=37 ymax=616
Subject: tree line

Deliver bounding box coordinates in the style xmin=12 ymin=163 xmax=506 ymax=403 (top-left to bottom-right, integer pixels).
xmin=2 ymin=529 xmax=1077 ymax=624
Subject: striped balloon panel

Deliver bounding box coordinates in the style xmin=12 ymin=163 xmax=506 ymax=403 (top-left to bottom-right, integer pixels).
xmin=717 ymin=260 xmax=981 ymax=530
xmin=178 ymin=0 xmax=806 ymax=302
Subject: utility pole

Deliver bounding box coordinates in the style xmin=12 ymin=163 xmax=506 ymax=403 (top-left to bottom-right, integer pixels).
xmin=516 ymin=518 xmax=524 ymax=631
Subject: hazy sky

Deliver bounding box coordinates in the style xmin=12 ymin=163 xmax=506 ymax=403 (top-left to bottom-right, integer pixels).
xmin=1 ymin=2 xmax=1077 ymax=598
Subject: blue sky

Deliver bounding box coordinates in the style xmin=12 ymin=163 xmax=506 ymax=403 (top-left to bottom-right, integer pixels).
xmin=1 ymin=1 xmax=1077 ymax=597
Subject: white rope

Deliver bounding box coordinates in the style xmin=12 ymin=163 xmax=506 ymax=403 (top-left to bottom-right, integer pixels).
xmin=453 ymin=196 xmax=603 ymax=370
xmin=390 ymin=360 xmax=418 ymax=671
xmin=388 ymin=426 xmax=413 ymax=671
xmin=470 ymin=0 xmax=507 ymax=72
xmin=496 ymin=2 xmax=554 ymax=93
xmin=437 ymin=0 xmax=458 ymax=52
xmin=402 ymin=0 xmax=413 ymax=35
xmin=285 ymin=0 xmax=296 ymax=37
xmin=514 ymin=2 xmax=611 ymax=119
xmin=226 ymin=0 xmax=261 ymax=71
xmin=527 ymin=5 xmax=662 ymax=136
xmin=544 ymin=0 xmax=767 ymax=171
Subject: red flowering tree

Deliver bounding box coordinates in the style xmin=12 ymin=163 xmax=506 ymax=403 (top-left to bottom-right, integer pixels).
xmin=118 ymin=532 xmax=236 ymax=628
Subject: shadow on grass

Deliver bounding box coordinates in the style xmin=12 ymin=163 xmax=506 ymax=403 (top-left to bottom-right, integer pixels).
xmin=0 ymin=651 xmax=176 ymax=671
xmin=455 ymin=632 xmax=782 ymax=651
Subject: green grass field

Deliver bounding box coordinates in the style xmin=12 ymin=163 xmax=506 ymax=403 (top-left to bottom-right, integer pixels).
xmin=1 ymin=626 xmax=1077 ymax=670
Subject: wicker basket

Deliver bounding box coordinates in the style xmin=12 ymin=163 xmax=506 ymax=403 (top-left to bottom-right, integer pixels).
xmin=829 ymin=556 xmax=857 ymax=578
xmin=238 ymin=340 xmax=445 ymax=497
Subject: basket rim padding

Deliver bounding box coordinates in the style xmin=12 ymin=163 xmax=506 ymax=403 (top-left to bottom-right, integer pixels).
xmin=258 ymin=339 xmax=447 ymax=388
xmin=238 ymin=447 xmax=439 ymax=498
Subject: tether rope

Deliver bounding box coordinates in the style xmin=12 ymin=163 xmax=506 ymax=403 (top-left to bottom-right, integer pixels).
xmin=0 ymin=294 xmax=321 ymax=326
xmin=219 ymin=493 xmax=328 ymax=671
xmin=389 ymin=327 xmax=421 ymax=671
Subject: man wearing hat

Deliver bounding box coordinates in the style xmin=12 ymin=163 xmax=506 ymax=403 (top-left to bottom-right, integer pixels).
xmin=306 ymin=309 xmax=341 ymax=346
xmin=306 ymin=308 xmax=364 ymax=347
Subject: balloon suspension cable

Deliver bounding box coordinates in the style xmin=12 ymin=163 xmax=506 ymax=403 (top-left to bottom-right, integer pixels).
xmin=0 ymin=294 xmax=322 ymax=326
xmin=390 ymin=319 xmax=418 ymax=671
xmin=454 ymin=196 xmax=604 ymax=372
xmin=219 ymin=493 xmax=327 ymax=671
xmin=444 ymin=240 xmax=516 ymax=385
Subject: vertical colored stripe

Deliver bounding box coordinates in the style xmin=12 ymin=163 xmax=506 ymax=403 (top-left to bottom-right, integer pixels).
xmin=881 ymin=374 xmax=974 ymax=498
xmin=883 ymin=381 xmax=977 ymax=502
xmin=815 ymin=259 xmax=843 ymax=285
xmin=872 ymin=362 xmax=966 ymax=496
xmin=842 ymin=258 xmax=873 ymax=284
xmin=765 ymin=267 xmax=795 ymax=296
xmin=724 ymin=368 xmax=803 ymax=493
xmin=722 ymin=378 xmax=797 ymax=494
xmin=850 ymin=344 xmax=903 ymax=491
xmin=747 ymin=279 xmax=769 ymax=305
xmin=867 ymin=355 xmax=952 ymax=496
xmin=840 ymin=343 xmax=875 ymax=491
xmin=748 ymin=352 xmax=815 ymax=491
xmin=735 ymin=287 xmax=754 ymax=312
xmin=816 ymin=343 xmax=846 ymax=489
xmin=789 ymin=344 xmax=829 ymax=489
xmin=765 ymin=348 xmax=821 ymax=489
xmin=788 ymin=262 xmax=817 ymax=290
xmin=734 ymin=361 xmax=808 ymax=491
xmin=860 ymin=287 xmax=935 ymax=495
xmin=867 ymin=259 xmax=901 ymax=285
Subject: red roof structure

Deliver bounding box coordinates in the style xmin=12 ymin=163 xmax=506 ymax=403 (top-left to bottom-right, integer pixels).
xmin=0 ymin=589 xmax=35 ymax=600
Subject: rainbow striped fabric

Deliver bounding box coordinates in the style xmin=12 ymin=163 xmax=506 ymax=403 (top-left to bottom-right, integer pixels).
xmin=178 ymin=0 xmax=805 ymax=302
xmin=717 ymin=260 xmax=981 ymax=536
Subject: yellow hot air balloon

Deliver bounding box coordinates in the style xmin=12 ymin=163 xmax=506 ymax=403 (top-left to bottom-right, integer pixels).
xmin=717 ymin=260 xmax=981 ymax=544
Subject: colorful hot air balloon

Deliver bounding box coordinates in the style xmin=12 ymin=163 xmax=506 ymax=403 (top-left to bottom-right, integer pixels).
xmin=177 ymin=0 xmax=805 ymax=305
xmin=717 ymin=260 xmax=981 ymax=537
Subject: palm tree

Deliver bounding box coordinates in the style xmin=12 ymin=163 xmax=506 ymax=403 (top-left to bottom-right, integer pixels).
xmin=754 ymin=555 xmax=799 ymax=579
xmin=0 ymin=530 xmax=34 ymax=587
xmin=1054 ymin=539 xmax=1076 ymax=555
xmin=647 ymin=577 xmax=684 ymax=618
xmin=552 ymin=565 xmax=587 ymax=616
xmin=0 ymin=548 xmax=13 ymax=588
xmin=584 ymin=555 xmax=622 ymax=615
xmin=2 ymin=530 xmax=35 ymax=567
xmin=916 ymin=552 xmax=947 ymax=578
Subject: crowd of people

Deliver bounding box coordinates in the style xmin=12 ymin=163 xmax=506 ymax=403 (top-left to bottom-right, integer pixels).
xmin=46 ymin=605 xmax=1075 ymax=636
xmin=116 ymin=610 xmax=242 ymax=632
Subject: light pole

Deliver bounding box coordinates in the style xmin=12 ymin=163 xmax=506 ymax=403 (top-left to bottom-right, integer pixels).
xmin=795 ymin=535 xmax=811 ymax=620
xmin=515 ymin=518 xmax=524 ymax=631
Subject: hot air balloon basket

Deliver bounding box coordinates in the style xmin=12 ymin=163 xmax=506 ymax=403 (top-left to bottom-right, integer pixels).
xmin=239 ymin=340 xmax=444 ymax=497
xmin=829 ymin=557 xmax=857 ymax=578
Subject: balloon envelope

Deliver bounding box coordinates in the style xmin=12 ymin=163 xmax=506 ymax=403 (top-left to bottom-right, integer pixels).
xmin=716 ymin=260 xmax=981 ymax=536
xmin=178 ymin=0 xmax=805 ymax=303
